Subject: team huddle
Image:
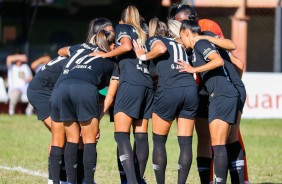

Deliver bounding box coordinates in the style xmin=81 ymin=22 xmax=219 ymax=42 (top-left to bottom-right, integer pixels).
xmin=27 ymin=4 xmax=249 ymax=184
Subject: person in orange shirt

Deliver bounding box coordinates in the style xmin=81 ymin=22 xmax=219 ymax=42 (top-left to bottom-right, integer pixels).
xmin=170 ymin=4 xmax=249 ymax=184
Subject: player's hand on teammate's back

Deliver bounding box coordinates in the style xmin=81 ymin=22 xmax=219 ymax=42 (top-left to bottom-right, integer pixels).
xmin=177 ymin=59 xmax=195 ymax=73
xmin=133 ymin=39 xmax=146 ymax=59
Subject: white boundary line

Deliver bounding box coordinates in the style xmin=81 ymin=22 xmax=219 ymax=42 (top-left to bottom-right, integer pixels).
xmin=0 ymin=165 xmax=48 ymax=178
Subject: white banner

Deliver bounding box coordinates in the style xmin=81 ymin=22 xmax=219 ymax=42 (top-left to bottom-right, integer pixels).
xmin=242 ymin=72 xmax=282 ymax=119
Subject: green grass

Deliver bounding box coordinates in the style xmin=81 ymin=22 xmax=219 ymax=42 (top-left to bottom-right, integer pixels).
xmin=0 ymin=115 xmax=281 ymax=183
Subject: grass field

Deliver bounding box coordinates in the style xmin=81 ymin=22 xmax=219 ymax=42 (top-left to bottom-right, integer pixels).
xmin=0 ymin=114 xmax=281 ymax=184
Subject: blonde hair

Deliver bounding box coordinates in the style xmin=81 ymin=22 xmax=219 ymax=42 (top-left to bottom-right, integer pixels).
xmin=95 ymin=30 xmax=116 ymax=53
xmin=167 ymin=19 xmax=181 ymax=38
xmin=148 ymin=18 xmax=168 ymax=37
xmin=121 ymin=6 xmax=146 ymax=44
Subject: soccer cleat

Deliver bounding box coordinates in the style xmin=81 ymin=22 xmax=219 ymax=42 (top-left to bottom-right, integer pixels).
xmin=47 ymin=179 xmax=53 ymax=184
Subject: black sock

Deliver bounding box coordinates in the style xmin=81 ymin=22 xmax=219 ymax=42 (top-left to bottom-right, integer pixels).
xmin=213 ymin=145 xmax=228 ymax=184
xmin=197 ymin=157 xmax=212 ymax=184
xmin=152 ymin=133 xmax=168 ymax=184
xmin=134 ymin=133 xmax=149 ymax=182
xmin=117 ymin=147 xmax=127 ymax=182
xmin=64 ymin=142 xmax=79 ymax=184
xmin=83 ymin=143 xmax=97 ymax=184
xmin=115 ymin=132 xmax=138 ymax=184
xmin=48 ymin=157 xmax=52 ymax=181
xmin=77 ymin=149 xmax=84 ymax=184
xmin=60 ymin=154 xmax=67 ymax=182
xmin=178 ymin=136 xmax=193 ymax=184
xmin=50 ymin=146 xmax=63 ymax=184
xmin=227 ymin=141 xmax=245 ymax=184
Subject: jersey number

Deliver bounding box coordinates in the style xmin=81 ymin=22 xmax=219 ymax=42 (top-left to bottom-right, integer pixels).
xmin=65 ymin=48 xmax=99 ymax=68
xmin=169 ymin=41 xmax=188 ymax=63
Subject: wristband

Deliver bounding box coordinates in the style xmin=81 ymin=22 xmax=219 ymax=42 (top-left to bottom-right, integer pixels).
xmin=139 ymin=54 xmax=147 ymax=61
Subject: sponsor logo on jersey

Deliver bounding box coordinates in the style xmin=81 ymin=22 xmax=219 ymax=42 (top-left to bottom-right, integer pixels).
xmin=136 ymin=60 xmax=150 ymax=74
xmin=149 ymin=38 xmax=158 ymax=46
xmin=118 ymin=31 xmax=127 ymax=38
xmin=203 ymin=48 xmax=212 ymax=56
xmin=71 ymin=65 xmax=88 ymax=70
xmin=81 ymin=43 xmax=96 ymax=51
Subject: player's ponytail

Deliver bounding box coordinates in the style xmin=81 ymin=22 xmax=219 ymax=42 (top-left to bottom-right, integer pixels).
xmin=167 ymin=18 xmax=181 ymax=38
xmin=148 ymin=18 xmax=168 ymax=37
xmin=95 ymin=30 xmax=116 ymax=53
xmin=121 ymin=6 xmax=147 ymax=45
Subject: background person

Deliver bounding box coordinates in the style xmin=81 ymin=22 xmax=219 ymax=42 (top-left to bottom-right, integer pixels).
xmin=6 ymin=53 xmax=33 ymax=115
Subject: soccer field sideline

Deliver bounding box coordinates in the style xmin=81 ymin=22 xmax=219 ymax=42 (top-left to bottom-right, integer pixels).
xmin=0 ymin=165 xmax=48 ymax=178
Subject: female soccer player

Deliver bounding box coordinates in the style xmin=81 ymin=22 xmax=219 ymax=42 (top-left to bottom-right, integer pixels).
xmin=90 ymin=6 xmax=153 ymax=184
xmin=133 ymin=18 xmax=198 ymax=184
xmin=51 ymin=30 xmax=116 ymax=184
xmin=51 ymin=17 xmax=114 ymax=184
xmin=27 ymin=55 xmax=68 ymax=184
xmin=177 ymin=20 xmax=240 ymax=184
xmin=172 ymin=4 xmax=249 ymax=184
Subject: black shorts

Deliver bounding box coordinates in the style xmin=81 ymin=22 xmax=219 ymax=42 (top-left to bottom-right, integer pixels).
xmin=235 ymin=84 xmax=246 ymax=112
xmin=153 ymin=86 xmax=198 ymax=121
xmin=196 ymin=94 xmax=209 ymax=119
xmin=114 ymin=82 xmax=153 ymax=119
xmin=208 ymin=95 xmax=239 ymax=125
xmin=51 ymin=79 xmax=100 ymax=122
xmin=27 ymin=87 xmax=51 ymax=121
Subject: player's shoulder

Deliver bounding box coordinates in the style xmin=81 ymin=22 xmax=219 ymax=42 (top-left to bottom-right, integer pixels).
xmin=116 ymin=24 xmax=133 ymax=32
xmin=202 ymin=31 xmax=218 ymax=37
xmin=194 ymin=39 xmax=216 ymax=55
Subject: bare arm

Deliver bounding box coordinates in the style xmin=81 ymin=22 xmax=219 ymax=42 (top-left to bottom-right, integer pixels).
xmin=133 ymin=39 xmax=167 ymax=61
xmin=99 ymin=79 xmax=119 ymax=119
xmin=31 ymin=55 xmax=51 ymax=71
xmin=195 ymin=35 xmax=237 ymax=51
xmin=6 ymin=54 xmax=28 ymax=65
xmin=230 ymin=54 xmax=244 ymax=78
xmin=90 ymin=37 xmax=132 ymax=58
xmin=177 ymin=52 xmax=224 ymax=73
xmin=58 ymin=47 xmax=69 ymax=57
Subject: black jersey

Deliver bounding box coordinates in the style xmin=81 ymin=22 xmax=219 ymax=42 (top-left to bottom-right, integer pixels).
xmin=28 ymin=56 xmax=67 ymax=91
xmin=115 ymin=24 xmax=153 ymax=88
xmin=146 ymin=36 xmax=197 ymax=88
xmin=56 ymin=43 xmax=115 ymax=89
xmin=192 ymin=39 xmax=238 ymax=97
xmin=202 ymin=31 xmax=245 ymax=87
